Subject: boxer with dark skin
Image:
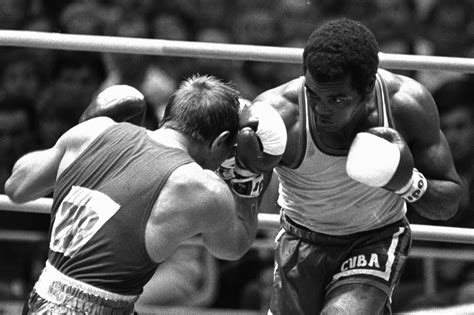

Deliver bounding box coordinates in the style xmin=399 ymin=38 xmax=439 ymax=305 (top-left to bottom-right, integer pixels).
xmin=241 ymin=18 xmax=463 ymax=314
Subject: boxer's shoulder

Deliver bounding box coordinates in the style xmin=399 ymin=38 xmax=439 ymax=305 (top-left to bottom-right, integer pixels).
xmin=254 ymin=78 xmax=299 ymax=105
xmin=164 ymin=163 xmax=229 ymax=202
xmin=379 ymin=69 xmax=430 ymax=112
xmin=55 ymin=118 xmax=117 ymax=175
xmin=253 ymin=80 xmax=300 ymax=130
xmin=60 ymin=117 xmax=116 ymax=149
xmin=379 ymin=69 xmax=438 ymax=143
xmin=151 ymin=163 xmax=233 ymax=228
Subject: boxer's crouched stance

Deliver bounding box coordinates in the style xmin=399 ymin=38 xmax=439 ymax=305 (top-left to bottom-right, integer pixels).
xmin=5 ymin=76 xmax=262 ymax=314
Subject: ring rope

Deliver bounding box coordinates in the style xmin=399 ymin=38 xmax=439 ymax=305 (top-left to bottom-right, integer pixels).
xmin=0 ymin=30 xmax=474 ymax=72
xmin=2 ymin=228 xmax=474 ymax=262
xmin=1 ymin=195 xmax=473 ymax=244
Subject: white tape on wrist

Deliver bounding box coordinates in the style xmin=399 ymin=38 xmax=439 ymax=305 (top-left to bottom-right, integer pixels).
xmin=231 ymin=164 xmax=263 ymax=198
xmin=395 ymin=168 xmax=428 ymax=203
xmin=217 ymin=157 xmax=263 ymax=198
xmin=217 ymin=157 xmax=235 ymax=181
xmin=230 ymin=173 xmax=264 ymax=198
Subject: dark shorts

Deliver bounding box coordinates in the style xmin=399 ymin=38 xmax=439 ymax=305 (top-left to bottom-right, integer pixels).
xmin=269 ymin=214 xmax=411 ymax=315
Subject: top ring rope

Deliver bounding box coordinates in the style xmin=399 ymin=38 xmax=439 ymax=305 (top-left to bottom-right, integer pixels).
xmin=0 ymin=30 xmax=474 ymax=73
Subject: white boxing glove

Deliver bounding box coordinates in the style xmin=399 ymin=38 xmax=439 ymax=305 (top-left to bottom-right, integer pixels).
xmin=237 ymin=100 xmax=287 ymax=173
xmin=346 ymin=127 xmax=428 ymax=203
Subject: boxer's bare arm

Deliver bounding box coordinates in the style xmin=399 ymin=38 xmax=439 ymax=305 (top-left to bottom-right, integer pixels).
xmin=390 ymin=74 xmax=463 ymax=219
xmin=145 ymin=164 xmax=259 ymax=262
xmin=5 ymin=147 xmax=62 ymax=203
xmin=5 ymin=117 xmax=116 ymax=203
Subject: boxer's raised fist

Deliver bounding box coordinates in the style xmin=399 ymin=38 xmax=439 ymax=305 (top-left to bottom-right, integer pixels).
xmin=236 ymin=126 xmax=263 ymax=170
xmin=79 ymin=85 xmax=146 ymax=126
xmin=237 ymin=100 xmax=287 ymax=173
xmin=346 ymin=127 xmax=427 ymax=202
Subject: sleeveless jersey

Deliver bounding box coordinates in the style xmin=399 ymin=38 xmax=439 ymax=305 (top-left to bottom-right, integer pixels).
xmin=274 ymin=72 xmax=406 ymax=235
xmin=48 ymin=123 xmax=193 ymax=295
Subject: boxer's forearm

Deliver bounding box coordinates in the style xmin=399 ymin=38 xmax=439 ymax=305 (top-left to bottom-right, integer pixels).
xmin=234 ymin=195 xmax=260 ymax=253
xmin=410 ymin=178 xmax=463 ymax=220
xmin=5 ymin=150 xmax=58 ymax=203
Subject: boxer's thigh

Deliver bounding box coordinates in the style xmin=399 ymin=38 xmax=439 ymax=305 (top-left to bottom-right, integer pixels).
xmin=322 ymin=283 xmax=387 ymax=315
xmin=269 ymin=230 xmax=330 ymax=315
xmin=322 ymin=219 xmax=412 ymax=315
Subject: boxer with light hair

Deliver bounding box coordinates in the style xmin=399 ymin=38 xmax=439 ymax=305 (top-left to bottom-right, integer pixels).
xmin=237 ymin=18 xmax=463 ymax=314
xmin=5 ymin=75 xmax=262 ymax=314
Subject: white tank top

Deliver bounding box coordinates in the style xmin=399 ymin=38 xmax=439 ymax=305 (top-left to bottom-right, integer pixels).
xmin=274 ymin=73 xmax=406 ymax=235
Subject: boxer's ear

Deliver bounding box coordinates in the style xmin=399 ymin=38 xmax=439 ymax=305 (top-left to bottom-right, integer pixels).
xmin=364 ymin=77 xmax=376 ymax=99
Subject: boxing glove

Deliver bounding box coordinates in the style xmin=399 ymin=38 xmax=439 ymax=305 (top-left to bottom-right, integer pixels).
xmin=79 ymin=85 xmax=146 ymax=126
xmin=346 ymin=127 xmax=428 ymax=203
xmin=237 ymin=100 xmax=287 ymax=174
xmin=217 ymin=125 xmax=266 ymax=198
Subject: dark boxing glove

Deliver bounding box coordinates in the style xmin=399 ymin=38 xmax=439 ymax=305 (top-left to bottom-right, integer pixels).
xmin=237 ymin=100 xmax=287 ymax=174
xmin=218 ymin=123 xmax=268 ymax=198
xmin=217 ymin=100 xmax=288 ymax=198
xmin=346 ymin=126 xmax=428 ymax=203
xmin=79 ymin=85 xmax=146 ymax=125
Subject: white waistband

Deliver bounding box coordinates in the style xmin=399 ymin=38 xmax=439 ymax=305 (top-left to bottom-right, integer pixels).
xmin=35 ymin=261 xmax=139 ymax=303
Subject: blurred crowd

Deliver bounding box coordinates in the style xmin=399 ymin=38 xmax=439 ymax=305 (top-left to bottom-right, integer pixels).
xmin=0 ymin=0 xmax=473 ymax=313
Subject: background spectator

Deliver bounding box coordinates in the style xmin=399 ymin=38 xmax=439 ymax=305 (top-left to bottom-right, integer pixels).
xmin=58 ymin=1 xmax=105 ymax=35
xmin=51 ymin=51 xmax=107 ymax=103
xmin=0 ymin=49 xmax=44 ymax=104
xmin=35 ymin=84 xmax=90 ymax=148
xmin=0 ymin=95 xmax=39 ymax=191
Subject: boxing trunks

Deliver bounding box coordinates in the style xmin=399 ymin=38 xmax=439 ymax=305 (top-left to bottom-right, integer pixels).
xmin=23 ymin=261 xmax=138 ymax=314
xmin=269 ymin=214 xmax=411 ymax=315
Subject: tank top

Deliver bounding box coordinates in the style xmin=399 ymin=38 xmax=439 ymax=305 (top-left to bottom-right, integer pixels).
xmin=48 ymin=123 xmax=193 ymax=295
xmin=274 ymin=72 xmax=406 ymax=235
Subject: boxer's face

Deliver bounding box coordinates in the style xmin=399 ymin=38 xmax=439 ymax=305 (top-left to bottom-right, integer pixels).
xmin=305 ymin=71 xmax=365 ymax=132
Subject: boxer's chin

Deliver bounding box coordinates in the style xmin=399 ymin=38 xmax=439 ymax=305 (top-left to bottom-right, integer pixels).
xmin=316 ymin=118 xmax=339 ymax=132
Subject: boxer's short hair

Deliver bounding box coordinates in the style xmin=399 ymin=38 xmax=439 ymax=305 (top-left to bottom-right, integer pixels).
xmin=161 ymin=74 xmax=240 ymax=145
xmin=303 ymin=18 xmax=379 ymax=97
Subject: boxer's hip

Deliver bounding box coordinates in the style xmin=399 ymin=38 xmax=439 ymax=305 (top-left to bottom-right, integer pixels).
xmin=24 ymin=261 xmax=138 ymax=314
